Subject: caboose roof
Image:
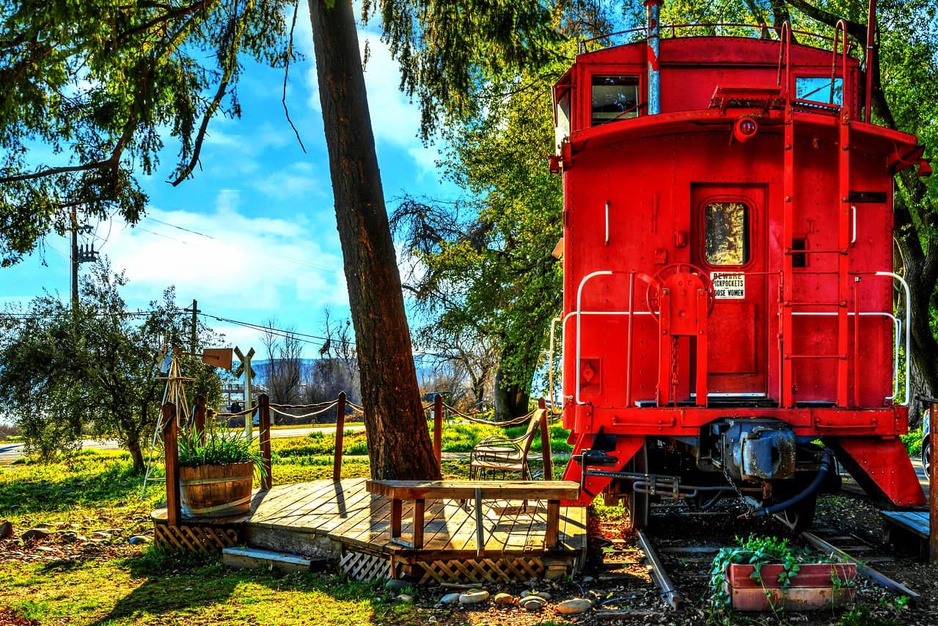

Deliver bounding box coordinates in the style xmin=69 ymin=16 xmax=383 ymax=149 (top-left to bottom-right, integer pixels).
xmin=573 ymin=35 xmax=854 ymax=69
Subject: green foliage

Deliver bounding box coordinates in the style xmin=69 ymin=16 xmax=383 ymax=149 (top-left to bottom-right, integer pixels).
xmin=393 ymin=68 xmax=565 ymax=413
xmin=840 ymin=602 xmax=901 ymax=626
xmin=0 ymin=0 xmax=296 ymax=265
xmin=369 ymin=0 xmax=562 ymax=138
xmin=177 ymin=422 xmax=265 ymax=475
xmin=901 ymin=426 xmax=924 ymax=457
xmin=0 ymin=260 xmax=222 ymax=471
xmin=709 ymin=534 xmax=827 ymax=616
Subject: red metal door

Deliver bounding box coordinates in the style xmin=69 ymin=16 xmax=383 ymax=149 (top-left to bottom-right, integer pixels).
xmin=691 ymin=184 xmax=768 ymax=397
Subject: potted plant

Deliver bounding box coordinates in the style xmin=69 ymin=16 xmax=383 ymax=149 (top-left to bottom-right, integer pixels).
xmin=177 ymin=422 xmax=265 ymax=518
xmin=710 ymin=535 xmax=856 ymax=615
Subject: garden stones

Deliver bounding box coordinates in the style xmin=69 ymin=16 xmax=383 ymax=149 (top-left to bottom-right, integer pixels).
xmin=557 ymin=598 xmax=593 ymax=614
xmin=384 ymin=579 xmax=411 ymax=593
xmin=493 ymin=592 xmax=515 ymax=606
xmin=519 ymin=595 xmax=547 ymax=611
xmin=0 ymin=521 xmax=12 ymax=539
xmin=458 ymin=590 xmax=490 ymax=605
xmin=440 ymin=593 xmax=461 ymax=605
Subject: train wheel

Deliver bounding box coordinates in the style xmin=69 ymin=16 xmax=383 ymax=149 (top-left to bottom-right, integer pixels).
xmin=627 ymin=445 xmax=650 ymax=530
xmin=771 ymin=491 xmax=817 ymax=533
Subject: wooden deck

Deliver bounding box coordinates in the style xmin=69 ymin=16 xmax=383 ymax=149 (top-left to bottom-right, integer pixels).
xmin=881 ymin=509 xmax=930 ymax=559
xmin=153 ymin=478 xmax=588 ymax=583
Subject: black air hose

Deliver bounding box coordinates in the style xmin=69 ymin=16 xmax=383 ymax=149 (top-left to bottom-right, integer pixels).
xmin=751 ymin=449 xmax=833 ymax=519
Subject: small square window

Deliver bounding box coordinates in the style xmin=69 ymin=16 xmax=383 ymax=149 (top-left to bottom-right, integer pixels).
xmin=705 ymin=202 xmax=749 ymax=266
xmin=591 ymin=75 xmax=639 ymax=125
xmin=791 ymin=238 xmax=807 ymax=268
xmin=795 ymin=77 xmax=843 ymax=105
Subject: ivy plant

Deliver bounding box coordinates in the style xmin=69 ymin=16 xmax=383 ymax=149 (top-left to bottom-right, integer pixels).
xmin=708 ymin=534 xmax=828 ymax=616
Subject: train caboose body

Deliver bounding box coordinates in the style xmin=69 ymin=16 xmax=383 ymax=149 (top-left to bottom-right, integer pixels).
xmin=554 ymin=6 xmax=927 ymax=529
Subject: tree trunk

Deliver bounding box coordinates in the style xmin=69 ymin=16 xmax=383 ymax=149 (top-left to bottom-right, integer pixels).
xmin=127 ymin=436 xmax=145 ymax=474
xmin=493 ymin=364 xmax=532 ymax=420
xmin=894 ymin=170 xmax=938 ymax=427
xmin=308 ymin=0 xmax=440 ymax=480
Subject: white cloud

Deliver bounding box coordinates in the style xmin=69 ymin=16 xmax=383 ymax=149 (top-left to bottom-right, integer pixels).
xmin=253 ymin=162 xmax=325 ymax=201
xmin=100 ymin=194 xmax=348 ymax=317
xmin=301 ymin=19 xmax=439 ymax=177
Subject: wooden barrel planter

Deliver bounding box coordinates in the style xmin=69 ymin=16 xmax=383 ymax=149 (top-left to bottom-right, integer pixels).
xmin=180 ymin=462 xmax=255 ymax=518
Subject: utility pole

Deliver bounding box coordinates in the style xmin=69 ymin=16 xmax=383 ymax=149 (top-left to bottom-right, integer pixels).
xmin=189 ymin=299 xmax=198 ymax=352
xmin=69 ymin=209 xmax=98 ymax=310
xmin=70 ymin=207 xmax=79 ymax=310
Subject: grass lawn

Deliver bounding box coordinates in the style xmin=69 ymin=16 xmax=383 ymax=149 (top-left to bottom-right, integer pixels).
xmin=0 ymin=421 xmax=572 ymax=625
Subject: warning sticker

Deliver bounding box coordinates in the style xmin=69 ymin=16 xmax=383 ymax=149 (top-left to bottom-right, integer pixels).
xmin=711 ymin=272 xmax=746 ymax=299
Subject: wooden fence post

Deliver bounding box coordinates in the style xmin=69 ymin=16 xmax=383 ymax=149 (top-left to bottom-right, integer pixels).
xmin=259 ymin=394 xmax=272 ymax=490
xmin=193 ymin=395 xmax=206 ymax=444
xmin=333 ymin=392 xmax=347 ymax=482
xmin=162 ymin=402 xmax=181 ymax=526
xmin=433 ymin=394 xmax=443 ymax=468
xmin=538 ymin=398 xmax=552 ymax=481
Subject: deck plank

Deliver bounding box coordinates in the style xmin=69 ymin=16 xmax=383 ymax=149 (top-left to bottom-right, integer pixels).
xmin=211 ymin=478 xmax=587 ymax=562
xmin=881 ymin=510 xmax=930 ymax=538
xmin=251 ymin=481 xmax=336 ymax=525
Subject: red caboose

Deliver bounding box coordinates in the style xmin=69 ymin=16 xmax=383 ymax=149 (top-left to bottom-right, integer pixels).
xmin=554 ymin=4 xmax=927 ymax=529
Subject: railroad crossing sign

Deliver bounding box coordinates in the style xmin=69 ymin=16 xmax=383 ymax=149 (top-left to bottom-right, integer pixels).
xmin=233 ymin=346 xmax=256 ymax=378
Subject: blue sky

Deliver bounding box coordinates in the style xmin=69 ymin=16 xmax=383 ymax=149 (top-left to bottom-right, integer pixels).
xmin=0 ymin=8 xmax=455 ymax=359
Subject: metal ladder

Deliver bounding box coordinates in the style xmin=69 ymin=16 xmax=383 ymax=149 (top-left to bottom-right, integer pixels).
xmin=778 ymin=21 xmax=854 ymax=408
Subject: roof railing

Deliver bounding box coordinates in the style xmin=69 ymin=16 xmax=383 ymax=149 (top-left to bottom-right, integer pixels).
xmin=579 ymin=22 xmax=854 ymax=55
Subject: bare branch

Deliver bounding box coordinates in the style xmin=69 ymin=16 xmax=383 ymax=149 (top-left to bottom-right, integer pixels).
xmin=282 ymin=0 xmax=306 ymax=153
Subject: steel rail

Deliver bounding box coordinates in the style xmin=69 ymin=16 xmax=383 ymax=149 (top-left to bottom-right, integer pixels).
xmin=801 ymin=531 xmax=922 ymax=608
xmin=636 ymin=530 xmax=683 ymax=610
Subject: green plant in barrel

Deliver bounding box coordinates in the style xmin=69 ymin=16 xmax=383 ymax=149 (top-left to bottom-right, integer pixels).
xmin=177 ymin=420 xmax=265 ymax=517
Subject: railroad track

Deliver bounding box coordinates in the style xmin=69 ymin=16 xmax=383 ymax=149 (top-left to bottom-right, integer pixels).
xmin=589 ymin=502 xmax=921 ymax=618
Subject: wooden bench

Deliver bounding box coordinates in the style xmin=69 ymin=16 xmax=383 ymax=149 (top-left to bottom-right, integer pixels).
xmin=365 ymin=479 xmax=580 ymax=555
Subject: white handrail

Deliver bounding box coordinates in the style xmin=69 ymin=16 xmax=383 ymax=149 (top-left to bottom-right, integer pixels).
xmin=548 ymin=315 xmax=562 ymax=414
xmin=576 ymin=271 xmax=612 ymax=404
xmin=605 ymin=200 xmax=610 ymax=245
xmin=876 ymin=272 xmax=911 ymax=405
xmin=792 ymin=311 xmax=900 ymax=401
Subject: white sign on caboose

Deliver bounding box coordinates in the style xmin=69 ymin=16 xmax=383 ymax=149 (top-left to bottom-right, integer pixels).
xmin=711 ymin=272 xmax=745 ymax=299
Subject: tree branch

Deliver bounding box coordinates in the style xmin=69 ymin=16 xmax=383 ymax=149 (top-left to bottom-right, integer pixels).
xmin=0 ymin=159 xmax=115 ymax=184
xmin=783 ymin=0 xmax=866 ymax=42
xmin=115 ymin=0 xmax=214 ymax=43
xmin=170 ymin=0 xmax=254 ymax=185
xmin=281 ymin=0 xmax=306 ymax=153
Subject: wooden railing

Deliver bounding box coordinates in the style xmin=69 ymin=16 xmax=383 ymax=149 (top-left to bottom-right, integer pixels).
xmin=163 ymin=391 xmax=554 ymax=523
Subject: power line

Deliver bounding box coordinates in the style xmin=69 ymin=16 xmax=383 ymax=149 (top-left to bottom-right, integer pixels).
xmin=147 ymin=217 xmax=216 ymax=240
xmin=200 ymin=311 xmax=352 ymax=347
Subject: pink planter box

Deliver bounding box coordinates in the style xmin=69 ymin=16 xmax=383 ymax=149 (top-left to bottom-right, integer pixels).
xmin=726 ymin=563 xmax=857 ymax=612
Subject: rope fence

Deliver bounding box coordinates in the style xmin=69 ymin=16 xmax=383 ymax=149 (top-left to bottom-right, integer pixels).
xmin=269 ymin=402 xmax=339 ymax=421
xmin=157 ymin=390 xmax=563 ymax=525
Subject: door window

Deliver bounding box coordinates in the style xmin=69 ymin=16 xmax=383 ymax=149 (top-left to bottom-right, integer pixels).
xmin=705 ymin=201 xmax=750 ymax=266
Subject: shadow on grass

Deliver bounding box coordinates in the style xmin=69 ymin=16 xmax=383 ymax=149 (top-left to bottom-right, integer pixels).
xmin=92 ymin=547 xmax=421 ymax=625
xmin=0 ymin=453 xmax=162 ymax=515
xmin=91 ymin=550 xmax=244 ymax=625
